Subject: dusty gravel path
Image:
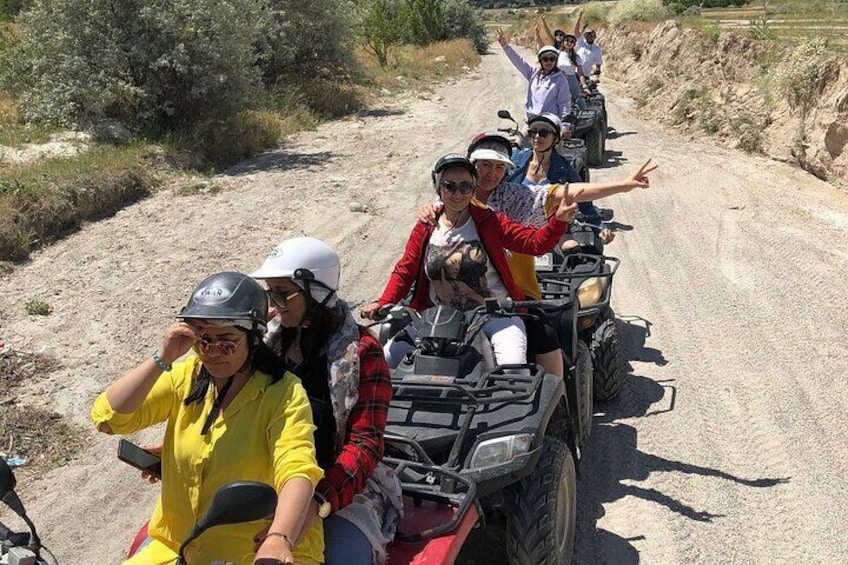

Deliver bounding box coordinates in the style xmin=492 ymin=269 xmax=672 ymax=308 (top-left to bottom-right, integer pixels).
xmin=2 ymin=48 xmax=848 ymax=565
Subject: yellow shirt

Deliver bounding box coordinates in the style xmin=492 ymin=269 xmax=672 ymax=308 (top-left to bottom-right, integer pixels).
xmin=91 ymin=355 xmax=324 ymax=565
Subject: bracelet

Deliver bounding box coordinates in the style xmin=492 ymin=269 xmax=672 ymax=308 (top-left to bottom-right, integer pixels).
xmin=265 ymin=532 xmax=295 ymax=552
xmin=152 ymin=351 xmax=172 ymax=372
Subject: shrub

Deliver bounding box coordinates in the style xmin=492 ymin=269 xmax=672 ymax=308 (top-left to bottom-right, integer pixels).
xmin=443 ymin=0 xmax=488 ymax=54
xmin=258 ymin=0 xmax=358 ymax=84
xmin=0 ymin=0 xmax=30 ymax=20
xmin=609 ymin=0 xmax=671 ymax=26
xmin=405 ymin=0 xmax=446 ymax=45
xmin=10 ymin=0 xmax=266 ymax=130
xmin=767 ymin=38 xmax=828 ymax=107
xmin=24 ymin=298 xmax=51 ymax=315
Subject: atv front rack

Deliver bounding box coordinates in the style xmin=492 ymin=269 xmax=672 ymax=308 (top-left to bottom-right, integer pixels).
xmin=391 ymin=363 xmax=546 ymax=406
xmin=382 ymin=454 xmax=478 ymax=542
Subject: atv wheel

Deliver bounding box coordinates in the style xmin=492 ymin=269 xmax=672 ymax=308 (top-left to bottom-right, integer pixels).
xmin=580 ymin=166 xmax=590 ymax=182
xmin=576 ymin=340 xmax=593 ymax=447
xmin=591 ymin=315 xmax=626 ymax=402
xmin=506 ymin=438 xmax=577 ymax=565
xmin=585 ymin=121 xmax=604 ymax=166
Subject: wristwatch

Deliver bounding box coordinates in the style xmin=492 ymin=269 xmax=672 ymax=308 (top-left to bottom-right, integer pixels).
xmin=313 ymin=491 xmax=332 ymax=519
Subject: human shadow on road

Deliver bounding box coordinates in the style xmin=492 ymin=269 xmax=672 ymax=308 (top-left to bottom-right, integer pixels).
xmin=594 ymin=149 xmax=627 ymax=170
xmin=617 ymin=315 xmax=668 ymax=369
xmin=223 ymin=149 xmax=334 ymax=176
xmin=573 ymin=316 xmax=790 ymax=564
xmin=606 ymin=128 xmax=638 ymax=140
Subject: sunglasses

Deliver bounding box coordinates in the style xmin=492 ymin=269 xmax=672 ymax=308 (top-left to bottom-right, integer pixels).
xmin=439 ymin=180 xmax=475 ymax=195
xmin=540 ymin=56 xmax=557 ymax=63
xmin=528 ymin=129 xmax=553 ymax=139
xmin=196 ymin=334 xmax=244 ymax=356
xmin=268 ymin=289 xmax=301 ymax=309
xmin=563 ymin=38 xmax=576 ymax=44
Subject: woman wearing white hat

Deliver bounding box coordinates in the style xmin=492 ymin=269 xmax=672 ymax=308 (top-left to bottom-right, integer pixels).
xmin=495 ymin=27 xmax=572 ymax=131
xmin=251 ymin=237 xmax=402 ymax=565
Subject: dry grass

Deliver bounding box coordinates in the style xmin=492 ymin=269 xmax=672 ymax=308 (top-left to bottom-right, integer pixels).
xmin=357 ymin=39 xmax=481 ymax=87
xmin=0 ymin=348 xmax=85 ymax=470
xmin=0 ymin=145 xmax=157 ymax=260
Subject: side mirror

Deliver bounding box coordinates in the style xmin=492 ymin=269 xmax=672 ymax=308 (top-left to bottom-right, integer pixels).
xmin=178 ymin=481 xmax=277 ymax=564
xmin=496 ymin=109 xmax=512 ymax=120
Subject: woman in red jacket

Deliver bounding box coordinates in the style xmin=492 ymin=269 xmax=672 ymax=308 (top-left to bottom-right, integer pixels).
xmin=362 ymin=153 xmax=580 ymax=367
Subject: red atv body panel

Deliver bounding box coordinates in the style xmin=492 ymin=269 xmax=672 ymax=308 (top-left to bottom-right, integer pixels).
xmin=129 ymin=499 xmax=478 ymax=564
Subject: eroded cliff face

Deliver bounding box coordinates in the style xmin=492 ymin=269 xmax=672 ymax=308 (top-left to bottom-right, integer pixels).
xmin=602 ymin=20 xmax=848 ymax=188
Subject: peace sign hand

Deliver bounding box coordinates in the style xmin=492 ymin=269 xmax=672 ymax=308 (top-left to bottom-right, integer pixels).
xmin=628 ymin=158 xmax=658 ymax=190
xmin=554 ymin=186 xmax=585 ymax=223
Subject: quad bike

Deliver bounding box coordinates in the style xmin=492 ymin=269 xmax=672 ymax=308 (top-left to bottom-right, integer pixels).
xmin=568 ymin=101 xmax=606 ymax=167
xmin=535 ymin=210 xmax=627 ymax=403
xmin=373 ymin=295 xmax=593 ymax=565
xmin=582 ymin=75 xmax=607 ymax=132
xmin=496 ymin=110 xmax=590 ymax=182
xmin=1 ymin=459 xmax=57 ymax=565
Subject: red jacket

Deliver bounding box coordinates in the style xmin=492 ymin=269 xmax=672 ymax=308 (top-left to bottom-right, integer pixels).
xmin=377 ymin=203 xmax=568 ymax=310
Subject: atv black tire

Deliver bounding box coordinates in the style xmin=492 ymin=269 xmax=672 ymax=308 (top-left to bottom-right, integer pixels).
xmin=586 ymin=120 xmax=604 ymax=166
xmin=591 ymin=315 xmax=626 ymax=402
xmin=506 ymin=438 xmax=577 ymax=565
xmin=580 ymin=166 xmax=590 ymax=182
xmin=576 ymin=340 xmax=593 ymax=447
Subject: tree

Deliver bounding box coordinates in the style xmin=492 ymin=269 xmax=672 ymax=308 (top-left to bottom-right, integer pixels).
xmin=355 ymin=0 xmax=407 ymax=67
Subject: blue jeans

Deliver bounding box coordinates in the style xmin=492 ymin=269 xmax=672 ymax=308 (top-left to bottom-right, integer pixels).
xmin=324 ymin=515 xmax=374 ymax=565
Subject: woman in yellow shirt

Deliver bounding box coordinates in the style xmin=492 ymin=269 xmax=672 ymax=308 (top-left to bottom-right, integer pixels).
xmin=91 ymin=272 xmax=324 ymax=565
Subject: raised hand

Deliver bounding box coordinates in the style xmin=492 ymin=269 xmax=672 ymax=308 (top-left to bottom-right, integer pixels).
xmin=628 ymin=158 xmax=658 ymax=190
xmin=157 ymin=321 xmax=200 ymax=366
xmin=555 ymin=186 xmax=585 ymax=223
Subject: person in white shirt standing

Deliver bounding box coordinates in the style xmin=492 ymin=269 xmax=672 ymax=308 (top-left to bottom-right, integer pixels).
xmin=574 ymin=9 xmax=603 ymax=77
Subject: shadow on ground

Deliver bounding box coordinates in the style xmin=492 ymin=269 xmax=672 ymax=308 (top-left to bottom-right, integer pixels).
xmin=458 ymin=314 xmax=788 ymax=565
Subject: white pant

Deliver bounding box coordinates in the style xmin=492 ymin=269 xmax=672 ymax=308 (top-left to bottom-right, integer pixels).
xmin=385 ymin=315 xmax=527 ymax=368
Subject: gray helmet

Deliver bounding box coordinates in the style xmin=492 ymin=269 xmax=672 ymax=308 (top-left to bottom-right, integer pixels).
xmin=178 ymin=272 xmax=268 ymax=332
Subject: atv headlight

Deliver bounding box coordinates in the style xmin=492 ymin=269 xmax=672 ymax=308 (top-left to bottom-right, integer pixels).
xmin=468 ymin=434 xmax=533 ymax=469
xmin=577 ymin=277 xmax=605 ymax=308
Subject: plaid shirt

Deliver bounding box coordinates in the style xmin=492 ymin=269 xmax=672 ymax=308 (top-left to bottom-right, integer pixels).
xmin=315 ymin=330 xmax=392 ymax=510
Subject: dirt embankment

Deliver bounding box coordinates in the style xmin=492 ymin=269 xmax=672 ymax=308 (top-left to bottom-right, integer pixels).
xmin=601 ymin=20 xmax=848 ymax=189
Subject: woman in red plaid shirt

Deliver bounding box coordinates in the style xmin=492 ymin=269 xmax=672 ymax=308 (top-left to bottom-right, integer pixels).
xmin=252 ymin=237 xmax=401 ymax=565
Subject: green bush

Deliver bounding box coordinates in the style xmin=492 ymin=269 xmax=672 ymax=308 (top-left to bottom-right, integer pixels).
xmin=24 ymin=298 xmax=51 ymax=315
xmin=259 ymin=0 xmax=358 ymax=83
xmin=443 ymin=0 xmax=487 ymax=54
xmin=356 ymin=0 xmax=407 ymax=67
xmin=9 ymin=0 xmax=266 ymax=130
xmin=405 ymin=0 xmax=445 ymax=45
xmin=0 ymin=0 xmax=30 ymax=20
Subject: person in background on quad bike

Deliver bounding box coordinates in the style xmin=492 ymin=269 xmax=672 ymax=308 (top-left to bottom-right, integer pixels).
xmin=361 ymin=153 xmax=580 ymax=369
xmin=574 ymin=10 xmax=603 ymax=78
xmin=538 ymin=14 xmax=588 ymax=108
xmin=251 ymin=237 xmax=402 ymax=565
xmin=496 ymin=27 xmax=572 ymax=138
xmin=91 ymin=272 xmax=323 ymax=565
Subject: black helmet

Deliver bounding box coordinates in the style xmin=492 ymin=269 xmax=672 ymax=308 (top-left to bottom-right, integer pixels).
xmin=178 ymin=272 xmax=268 ymax=332
xmin=431 ymin=153 xmax=478 ymax=189
xmin=554 ymin=28 xmax=566 ymax=39
xmin=467 ymin=132 xmax=513 ymax=163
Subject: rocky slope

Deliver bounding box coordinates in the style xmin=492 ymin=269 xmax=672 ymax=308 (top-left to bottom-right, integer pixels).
xmin=601 ymin=20 xmax=848 ymax=189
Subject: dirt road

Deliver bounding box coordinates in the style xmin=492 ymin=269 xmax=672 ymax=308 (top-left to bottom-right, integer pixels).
xmin=2 ymin=46 xmax=848 ymax=564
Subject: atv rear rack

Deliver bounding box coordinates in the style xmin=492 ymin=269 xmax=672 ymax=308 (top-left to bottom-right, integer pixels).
xmin=390 ymin=363 xmax=546 ymax=406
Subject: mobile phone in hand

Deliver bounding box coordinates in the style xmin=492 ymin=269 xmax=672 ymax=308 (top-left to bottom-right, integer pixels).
xmin=117 ymin=439 xmax=162 ymax=479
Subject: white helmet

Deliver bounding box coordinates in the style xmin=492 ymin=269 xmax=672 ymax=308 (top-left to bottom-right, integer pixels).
xmin=537 ymin=45 xmax=559 ymax=61
xmin=251 ymin=237 xmax=341 ymax=303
